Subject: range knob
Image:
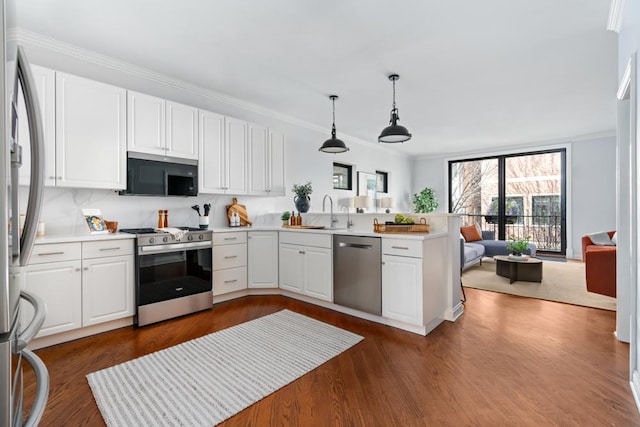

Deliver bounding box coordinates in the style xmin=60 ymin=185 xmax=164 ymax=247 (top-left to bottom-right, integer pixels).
xmin=163 ymin=236 xmax=169 ymax=243
xmin=188 ymin=235 xmax=193 ymax=241
xmin=149 ymin=237 xmax=155 ymax=244
xmin=198 ymin=234 xmax=204 ymax=240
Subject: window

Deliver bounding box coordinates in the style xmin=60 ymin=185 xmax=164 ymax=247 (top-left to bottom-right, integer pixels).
xmin=376 ymin=171 xmax=388 ymax=193
xmin=532 ymin=195 xmax=560 ymax=225
xmin=488 ymin=196 xmax=524 ymax=224
xmin=333 ymin=163 xmax=353 ymax=190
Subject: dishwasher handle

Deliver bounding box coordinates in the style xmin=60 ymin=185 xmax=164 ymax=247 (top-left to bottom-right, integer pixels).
xmin=338 ymin=242 xmax=373 ymax=250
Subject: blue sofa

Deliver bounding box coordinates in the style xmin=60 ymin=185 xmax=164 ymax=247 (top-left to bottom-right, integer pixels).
xmin=461 ymin=230 xmax=537 ymax=271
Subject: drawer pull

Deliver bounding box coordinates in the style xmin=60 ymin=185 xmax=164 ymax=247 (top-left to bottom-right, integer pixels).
xmin=99 ymin=247 xmax=121 ymax=251
xmin=224 ymin=255 xmax=238 ymax=259
xmin=224 ymin=237 xmax=238 ymax=241
xmin=36 ymin=251 xmax=64 ymax=256
xmin=391 ymin=246 xmax=409 ymax=250
xmin=224 ymin=279 xmax=238 ymax=284
xmin=175 ymin=287 xmax=184 ymax=291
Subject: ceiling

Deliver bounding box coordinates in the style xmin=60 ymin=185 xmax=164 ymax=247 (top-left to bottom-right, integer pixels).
xmin=16 ymin=0 xmax=618 ymax=157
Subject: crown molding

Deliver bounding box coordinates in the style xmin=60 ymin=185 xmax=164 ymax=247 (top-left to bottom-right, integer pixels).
xmin=14 ymin=29 xmax=408 ymax=158
xmin=607 ymin=0 xmax=625 ymax=33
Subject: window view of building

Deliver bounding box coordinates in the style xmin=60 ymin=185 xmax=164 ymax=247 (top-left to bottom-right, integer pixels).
xmin=449 ymin=150 xmax=564 ymax=253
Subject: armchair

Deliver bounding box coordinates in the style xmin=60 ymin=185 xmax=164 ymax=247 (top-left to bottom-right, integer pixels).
xmin=582 ymin=231 xmax=616 ymax=298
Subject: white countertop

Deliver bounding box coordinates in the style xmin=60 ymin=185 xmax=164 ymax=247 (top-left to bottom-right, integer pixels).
xmin=33 ymin=232 xmax=136 ymax=244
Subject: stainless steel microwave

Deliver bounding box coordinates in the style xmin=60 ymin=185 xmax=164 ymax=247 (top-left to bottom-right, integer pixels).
xmin=120 ymin=152 xmax=198 ymax=196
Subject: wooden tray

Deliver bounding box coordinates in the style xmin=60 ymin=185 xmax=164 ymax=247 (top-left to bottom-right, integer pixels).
xmin=282 ymin=225 xmax=326 ymax=229
xmin=373 ymin=218 xmax=429 ymax=234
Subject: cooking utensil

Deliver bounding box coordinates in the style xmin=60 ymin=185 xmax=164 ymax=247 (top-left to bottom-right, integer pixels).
xmin=203 ymin=203 xmax=211 ymax=217
xmin=191 ymin=205 xmax=201 ymax=216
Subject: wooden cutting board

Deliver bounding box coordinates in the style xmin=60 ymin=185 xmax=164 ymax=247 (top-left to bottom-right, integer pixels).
xmin=226 ymin=197 xmax=253 ymax=226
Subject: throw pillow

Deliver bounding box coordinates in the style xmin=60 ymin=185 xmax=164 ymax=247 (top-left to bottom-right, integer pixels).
xmin=461 ymin=224 xmax=482 ymax=242
xmin=612 ymin=232 xmax=617 ymax=245
xmin=588 ymin=231 xmax=615 ymax=246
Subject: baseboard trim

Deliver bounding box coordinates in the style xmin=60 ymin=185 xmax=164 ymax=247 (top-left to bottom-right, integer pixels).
xmin=631 ymin=370 xmax=640 ymax=414
xmin=445 ymin=302 xmax=465 ymax=322
xmin=27 ymin=317 xmax=133 ymax=350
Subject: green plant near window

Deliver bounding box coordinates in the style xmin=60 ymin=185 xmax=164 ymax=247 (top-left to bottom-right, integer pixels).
xmin=292 ymin=182 xmax=313 ymax=197
xmin=413 ymin=187 xmax=439 ymax=213
xmin=506 ymin=235 xmax=531 ymax=255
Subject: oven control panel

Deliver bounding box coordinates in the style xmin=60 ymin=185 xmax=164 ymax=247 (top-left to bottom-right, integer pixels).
xmin=137 ymin=230 xmax=212 ymax=247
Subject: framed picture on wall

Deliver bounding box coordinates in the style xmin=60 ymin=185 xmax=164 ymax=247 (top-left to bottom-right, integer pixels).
xmin=357 ymin=171 xmax=377 ymax=212
xmin=333 ymin=162 xmax=353 ymax=190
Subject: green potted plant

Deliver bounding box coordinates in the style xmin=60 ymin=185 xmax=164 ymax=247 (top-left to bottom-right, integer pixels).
xmin=280 ymin=211 xmax=291 ymax=226
xmin=413 ymin=187 xmax=439 ymax=213
xmin=506 ymin=235 xmax=531 ymax=257
xmin=292 ymin=181 xmax=313 ymax=213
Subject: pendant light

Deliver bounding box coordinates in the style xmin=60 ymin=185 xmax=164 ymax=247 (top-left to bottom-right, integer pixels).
xmin=378 ymin=74 xmax=412 ymax=143
xmin=319 ymin=95 xmax=349 ymax=153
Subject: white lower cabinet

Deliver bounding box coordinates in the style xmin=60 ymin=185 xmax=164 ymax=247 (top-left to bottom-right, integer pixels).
xmin=278 ymin=232 xmax=332 ymax=302
xmin=212 ymin=232 xmax=248 ymax=296
xmin=22 ymin=239 xmax=134 ymax=339
xmin=22 ymin=260 xmax=82 ymax=338
xmin=82 ymin=240 xmax=134 ymax=327
xmin=382 ymin=254 xmax=423 ymax=325
xmin=248 ymin=231 xmax=278 ymax=288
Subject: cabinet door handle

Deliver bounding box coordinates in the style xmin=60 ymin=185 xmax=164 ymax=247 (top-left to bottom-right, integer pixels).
xmin=391 ymin=246 xmax=409 ymax=250
xmin=224 ymin=255 xmax=238 ymax=259
xmin=36 ymin=251 xmax=64 ymax=256
xmin=381 ymin=261 xmax=385 ymax=265
xmin=83 ymin=267 xmax=89 ymax=271
xmin=99 ymin=247 xmax=121 ymax=251
xmin=299 ymin=250 xmax=305 ymax=254
xmin=224 ymin=279 xmax=238 ymax=283
xmin=175 ymin=287 xmax=184 ymax=291
xmin=75 ymin=268 xmax=81 ymax=272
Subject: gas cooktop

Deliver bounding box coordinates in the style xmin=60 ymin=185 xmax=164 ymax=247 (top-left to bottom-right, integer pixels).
xmin=120 ymin=227 xmax=201 ymax=234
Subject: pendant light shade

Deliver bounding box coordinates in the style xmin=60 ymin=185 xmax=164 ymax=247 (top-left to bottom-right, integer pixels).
xmin=378 ymin=74 xmax=412 ymax=143
xmin=319 ymin=95 xmax=349 ymax=153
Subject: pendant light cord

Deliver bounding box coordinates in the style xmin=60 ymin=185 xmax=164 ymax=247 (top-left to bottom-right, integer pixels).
xmin=389 ymin=78 xmax=399 ymax=124
xmin=332 ymin=97 xmax=337 ymax=137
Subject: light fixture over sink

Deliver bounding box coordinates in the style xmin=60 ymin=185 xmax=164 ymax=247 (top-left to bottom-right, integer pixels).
xmin=378 ymin=74 xmax=412 ymax=143
xmin=319 ymin=95 xmax=349 ymax=153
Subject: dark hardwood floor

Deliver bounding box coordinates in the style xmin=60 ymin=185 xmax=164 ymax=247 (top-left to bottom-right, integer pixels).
xmin=23 ymin=288 xmax=640 ymax=426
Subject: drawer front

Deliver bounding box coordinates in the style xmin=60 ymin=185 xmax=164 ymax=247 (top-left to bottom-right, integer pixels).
xmin=213 ymin=243 xmax=247 ymax=270
xmin=279 ymin=231 xmax=331 ymax=249
xmin=212 ymin=232 xmax=247 ymax=246
xmin=82 ymin=239 xmax=134 ymax=259
xmin=30 ymin=242 xmax=81 ymax=264
xmin=382 ymin=238 xmax=422 ymax=258
xmin=213 ymin=266 xmax=247 ymax=296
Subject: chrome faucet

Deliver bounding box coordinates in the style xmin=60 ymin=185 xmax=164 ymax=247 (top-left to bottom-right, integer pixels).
xmin=322 ymin=195 xmax=338 ymax=227
xmin=341 ymin=205 xmax=353 ymax=229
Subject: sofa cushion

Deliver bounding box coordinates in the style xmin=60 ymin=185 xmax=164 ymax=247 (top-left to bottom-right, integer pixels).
xmin=461 ymin=224 xmax=482 ymax=242
xmin=588 ymin=231 xmax=615 ymax=246
xmin=585 ymin=245 xmax=616 ymax=254
xmin=464 ymin=242 xmax=485 ymax=264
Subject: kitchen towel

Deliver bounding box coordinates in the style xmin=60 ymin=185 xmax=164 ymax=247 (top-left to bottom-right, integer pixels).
xmin=87 ymin=310 xmax=363 ymax=427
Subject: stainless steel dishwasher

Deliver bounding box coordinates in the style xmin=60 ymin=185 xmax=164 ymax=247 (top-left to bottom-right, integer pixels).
xmin=333 ymin=235 xmax=382 ymax=315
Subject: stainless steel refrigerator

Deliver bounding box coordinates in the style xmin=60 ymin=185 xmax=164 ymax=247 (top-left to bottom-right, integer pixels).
xmin=1 ymin=0 xmax=49 ymax=425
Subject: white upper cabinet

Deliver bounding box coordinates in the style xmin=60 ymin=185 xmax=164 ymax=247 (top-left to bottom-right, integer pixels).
xmin=199 ymin=110 xmax=226 ymax=193
xmin=166 ymin=100 xmax=198 ymax=159
xmin=247 ymin=123 xmax=269 ymax=195
xmin=127 ymin=91 xmax=198 ymax=160
xmin=127 ymin=91 xmax=165 ymax=156
xmin=226 ymin=117 xmax=248 ymax=195
xmin=269 ymin=129 xmax=286 ymax=196
xmin=18 ymin=65 xmax=56 ymax=187
xmin=56 ymin=72 xmax=126 ymax=189
xmin=247 ymin=125 xmax=285 ymax=196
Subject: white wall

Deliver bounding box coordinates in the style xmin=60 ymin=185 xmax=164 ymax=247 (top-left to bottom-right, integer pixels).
xmin=17 ymin=41 xmax=413 ymax=235
xmin=411 ymin=136 xmax=617 ymax=259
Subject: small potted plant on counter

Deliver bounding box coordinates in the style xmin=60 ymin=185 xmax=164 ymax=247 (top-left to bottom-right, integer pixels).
xmin=281 ymin=211 xmax=291 ymax=227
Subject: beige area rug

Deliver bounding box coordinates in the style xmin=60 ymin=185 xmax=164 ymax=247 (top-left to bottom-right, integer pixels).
xmin=462 ymin=258 xmax=616 ymax=311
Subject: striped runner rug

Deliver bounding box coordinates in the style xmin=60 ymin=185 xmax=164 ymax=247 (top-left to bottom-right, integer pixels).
xmin=87 ymin=310 xmax=363 ymax=426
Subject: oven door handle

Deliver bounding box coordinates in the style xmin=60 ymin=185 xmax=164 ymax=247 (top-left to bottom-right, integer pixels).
xmin=139 ymin=241 xmax=212 ymax=254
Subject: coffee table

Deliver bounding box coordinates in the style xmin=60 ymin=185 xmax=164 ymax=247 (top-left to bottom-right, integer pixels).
xmin=494 ymin=255 xmax=543 ymax=284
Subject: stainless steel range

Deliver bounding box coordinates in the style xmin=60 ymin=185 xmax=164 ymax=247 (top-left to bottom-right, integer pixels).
xmin=120 ymin=227 xmax=213 ymax=326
